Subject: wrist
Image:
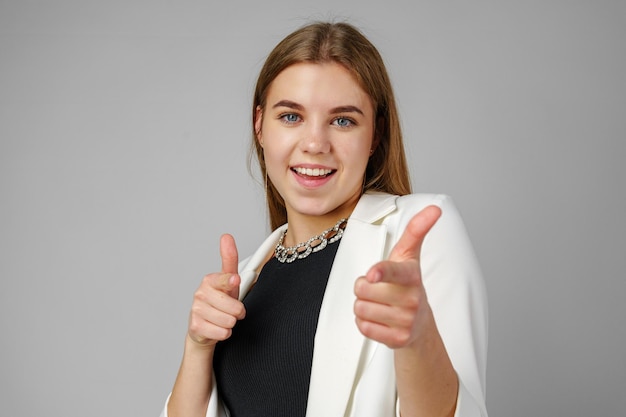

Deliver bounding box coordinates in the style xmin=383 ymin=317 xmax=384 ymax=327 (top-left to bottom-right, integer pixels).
xmin=185 ymin=333 xmax=217 ymax=356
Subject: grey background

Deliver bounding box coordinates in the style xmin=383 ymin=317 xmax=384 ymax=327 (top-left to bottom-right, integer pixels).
xmin=1 ymin=1 xmax=624 ymax=416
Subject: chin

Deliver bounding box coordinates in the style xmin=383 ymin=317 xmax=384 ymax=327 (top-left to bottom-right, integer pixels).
xmin=287 ymin=199 xmax=335 ymax=216
xmin=284 ymin=188 xmax=362 ymax=219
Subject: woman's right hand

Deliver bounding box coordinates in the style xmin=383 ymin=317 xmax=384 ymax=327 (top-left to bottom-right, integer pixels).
xmin=187 ymin=234 xmax=246 ymax=349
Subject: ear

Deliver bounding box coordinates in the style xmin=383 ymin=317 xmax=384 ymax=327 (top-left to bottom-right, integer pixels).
xmin=254 ymin=106 xmax=264 ymax=145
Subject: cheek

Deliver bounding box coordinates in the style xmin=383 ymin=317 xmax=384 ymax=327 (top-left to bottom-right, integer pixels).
xmin=340 ymin=140 xmax=372 ymax=170
xmin=263 ymin=141 xmax=290 ymax=175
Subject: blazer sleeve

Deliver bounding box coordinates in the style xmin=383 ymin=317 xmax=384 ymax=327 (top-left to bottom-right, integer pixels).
xmin=393 ymin=194 xmax=489 ymax=417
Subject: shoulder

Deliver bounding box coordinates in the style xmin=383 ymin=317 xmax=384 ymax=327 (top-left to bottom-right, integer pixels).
xmin=358 ymin=191 xmax=456 ymax=212
xmin=370 ymin=192 xmax=460 ymax=230
xmin=379 ymin=193 xmax=478 ymax=268
xmin=352 ymin=192 xmax=455 ymax=225
xmin=394 ymin=193 xmax=453 ymax=213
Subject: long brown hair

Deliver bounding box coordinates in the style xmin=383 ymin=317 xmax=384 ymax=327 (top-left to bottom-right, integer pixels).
xmin=251 ymin=22 xmax=411 ymax=230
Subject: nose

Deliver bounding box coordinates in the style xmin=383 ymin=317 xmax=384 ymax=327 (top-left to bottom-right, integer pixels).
xmin=299 ymin=122 xmax=330 ymax=154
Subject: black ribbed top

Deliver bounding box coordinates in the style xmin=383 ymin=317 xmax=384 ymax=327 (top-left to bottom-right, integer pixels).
xmin=213 ymin=239 xmax=341 ymax=417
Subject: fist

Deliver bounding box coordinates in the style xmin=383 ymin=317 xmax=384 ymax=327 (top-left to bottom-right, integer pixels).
xmin=187 ymin=234 xmax=246 ymax=348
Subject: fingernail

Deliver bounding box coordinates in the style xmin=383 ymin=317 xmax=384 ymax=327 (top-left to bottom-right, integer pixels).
xmin=370 ymin=270 xmax=382 ymax=283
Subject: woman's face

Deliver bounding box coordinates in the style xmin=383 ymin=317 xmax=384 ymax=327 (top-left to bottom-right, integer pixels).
xmin=256 ymin=62 xmax=377 ymax=227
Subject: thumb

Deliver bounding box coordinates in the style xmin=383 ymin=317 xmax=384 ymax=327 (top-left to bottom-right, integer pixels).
xmin=220 ymin=234 xmax=239 ymax=274
xmin=388 ymin=205 xmax=441 ymax=262
xmin=219 ymin=234 xmax=240 ymax=299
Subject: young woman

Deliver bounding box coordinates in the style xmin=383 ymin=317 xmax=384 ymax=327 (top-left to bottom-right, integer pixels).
xmin=161 ymin=22 xmax=488 ymax=417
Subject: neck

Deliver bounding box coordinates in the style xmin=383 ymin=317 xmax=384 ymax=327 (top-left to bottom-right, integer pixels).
xmin=284 ymin=198 xmax=360 ymax=247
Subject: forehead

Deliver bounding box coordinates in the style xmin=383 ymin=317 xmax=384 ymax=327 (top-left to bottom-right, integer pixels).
xmin=267 ymin=62 xmax=373 ymax=113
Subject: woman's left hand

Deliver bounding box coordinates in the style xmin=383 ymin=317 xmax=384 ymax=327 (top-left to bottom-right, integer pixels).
xmin=354 ymin=205 xmax=442 ymax=349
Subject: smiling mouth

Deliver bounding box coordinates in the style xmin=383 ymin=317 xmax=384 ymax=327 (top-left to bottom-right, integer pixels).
xmin=292 ymin=167 xmax=335 ymax=178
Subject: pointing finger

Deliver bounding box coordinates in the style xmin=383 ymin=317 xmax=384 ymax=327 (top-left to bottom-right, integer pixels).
xmin=365 ymin=259 xmax=421 ymax=286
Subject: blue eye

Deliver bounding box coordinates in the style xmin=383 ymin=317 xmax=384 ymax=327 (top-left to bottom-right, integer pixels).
xmin=280 ymin=113 xmax=301 ymax=124
xmin=333 ymin=117 xmax=354 ymax=128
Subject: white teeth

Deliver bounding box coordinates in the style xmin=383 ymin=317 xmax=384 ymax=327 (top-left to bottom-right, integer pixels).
xmin=294 ymin=167 xmax=333 ymax=177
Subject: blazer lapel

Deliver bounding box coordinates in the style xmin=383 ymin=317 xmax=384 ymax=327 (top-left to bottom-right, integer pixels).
xmin=306 ymin=193 xmax=398 ymax=416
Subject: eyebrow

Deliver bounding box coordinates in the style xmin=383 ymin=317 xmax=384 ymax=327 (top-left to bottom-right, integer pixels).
xmin=272 ymin=100 xmax=364 ymax=116
xmin=272 ymin=100 xmax=304 ymax=111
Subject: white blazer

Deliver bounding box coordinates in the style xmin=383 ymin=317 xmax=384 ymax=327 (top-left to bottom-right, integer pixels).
xmin=161 ymin=192 xmax=488 ymax=417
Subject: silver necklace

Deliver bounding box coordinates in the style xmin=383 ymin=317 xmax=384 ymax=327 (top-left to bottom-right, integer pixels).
xmin=274 ymin=218 xmax=347 ymax=263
